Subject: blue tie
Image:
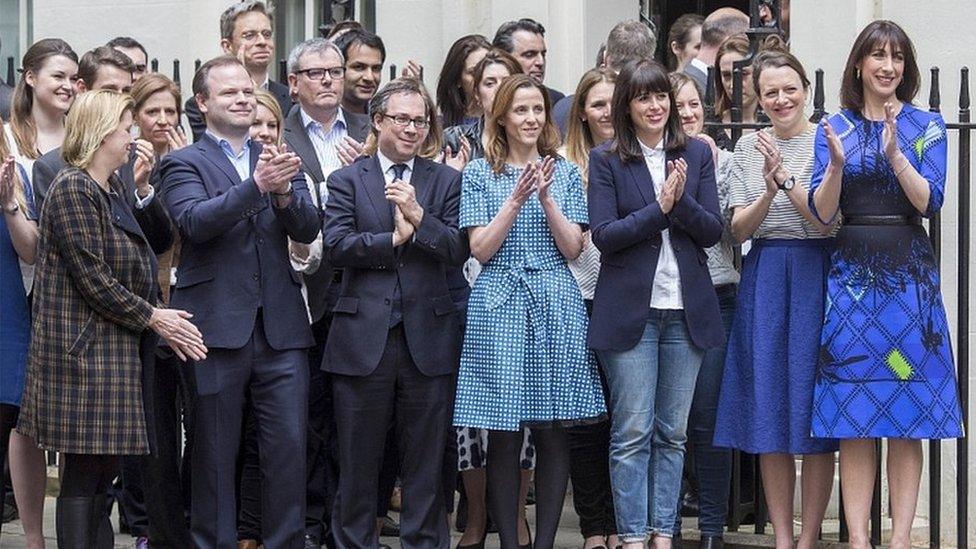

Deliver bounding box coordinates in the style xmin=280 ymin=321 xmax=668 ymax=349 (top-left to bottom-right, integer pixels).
xmin=391 ymin=163 xmax=407 ymax=181
xmin=388 ymin=163 xmax=408 ymax=328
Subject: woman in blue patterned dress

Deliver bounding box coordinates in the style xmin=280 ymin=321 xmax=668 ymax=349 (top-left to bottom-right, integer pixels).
xmin=454 ymin=73 xmax=606 ymax=549
xmin=809 ymin=20 xmax=964 ymax=549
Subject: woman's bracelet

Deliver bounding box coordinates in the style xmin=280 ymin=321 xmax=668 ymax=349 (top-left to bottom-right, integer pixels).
xmin=893 ymin=160 xmax=911 ymax=178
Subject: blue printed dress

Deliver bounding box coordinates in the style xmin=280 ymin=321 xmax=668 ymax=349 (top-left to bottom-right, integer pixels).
xmin=453 ymin=158 xmax=607 ymax=432
xmin=808 ymin=105 xmax=964 ymax=439
xmin=1 ymin=165 xmax=36 ymax=407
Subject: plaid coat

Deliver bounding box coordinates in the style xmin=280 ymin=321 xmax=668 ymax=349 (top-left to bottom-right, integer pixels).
xmin=18 ymin=167 xmax=157 ymax=455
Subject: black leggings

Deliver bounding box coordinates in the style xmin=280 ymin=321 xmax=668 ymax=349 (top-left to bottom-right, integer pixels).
xmin=487 ymin=426 xmax=570 ymax=549
xmin=61 ymin=454 xmax=120 ymax=498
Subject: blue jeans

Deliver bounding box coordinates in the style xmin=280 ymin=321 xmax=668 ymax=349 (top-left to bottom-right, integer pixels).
xmin=598 ymin=309 xmax=705 ymax=543
xmin=675 ymin=284 xmax=737 ymax=537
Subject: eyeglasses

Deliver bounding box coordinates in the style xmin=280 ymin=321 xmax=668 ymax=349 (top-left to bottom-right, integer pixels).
xmin=379 ymin=114 xmax=430 ymax=129
xmin=133 ymin=64 xmax=147 ymax=73
xmin=295 ymin=67 xmax=345 ymax=81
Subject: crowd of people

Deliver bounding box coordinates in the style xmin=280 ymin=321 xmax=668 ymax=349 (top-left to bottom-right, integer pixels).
xmin=0 ymin=2 xmax=966 ymax=549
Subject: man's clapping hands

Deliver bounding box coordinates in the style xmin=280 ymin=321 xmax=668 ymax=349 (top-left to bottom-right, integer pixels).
xmin=253 ymin=143 xmax=302 ymax=196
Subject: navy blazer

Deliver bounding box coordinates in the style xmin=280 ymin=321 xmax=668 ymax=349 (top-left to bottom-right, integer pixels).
xmin=321 ymin=155 xmax=469 ymax=377
xmin=159 ymin=136 xmax=319 ymax=368
xmin=587 ymin=138 xmax=724 ymax=351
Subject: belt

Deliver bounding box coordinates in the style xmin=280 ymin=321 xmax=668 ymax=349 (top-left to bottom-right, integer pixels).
xmin=845 ymin=215 xmax=922 ymax=226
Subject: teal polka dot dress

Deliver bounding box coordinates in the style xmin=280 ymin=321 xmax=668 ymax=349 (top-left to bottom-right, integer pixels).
xmin=453 ymin=158 xmax=607 ymax=432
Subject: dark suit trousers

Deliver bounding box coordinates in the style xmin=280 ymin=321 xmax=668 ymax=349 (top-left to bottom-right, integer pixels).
xmin=332 ymin=325 xmax=452 ymax=549
xmin=191 ymin=315 xmax=309 ymax=549
xmin=306 ymin=314 xmax=339 ymax=547
xmin=144 ymin=351 xmax=195 ymax=547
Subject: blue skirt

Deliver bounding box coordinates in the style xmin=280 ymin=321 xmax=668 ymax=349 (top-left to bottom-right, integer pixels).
xmin=713 ymin=239 xmax=839 ymax=454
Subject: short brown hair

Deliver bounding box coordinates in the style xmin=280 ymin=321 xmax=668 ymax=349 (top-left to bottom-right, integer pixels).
xmin=192 ymin=55 xmax=246 ymax=99
xmin=752 ymin=41 xmax=809 ymax=97
xmin=78 ymin=46 xmax=135 ymax=88
xmin=605 ymin=19 xmax=656 ymax=71
xmin=364 ymin=78 xmax=443 ymax=160
xmin=839 ymin=20 xmax=920 ymax=112
xmin=713 ymin=34 xmax=750 ymax=119
xmin=483 ymin=74 xmax=561 ymax=174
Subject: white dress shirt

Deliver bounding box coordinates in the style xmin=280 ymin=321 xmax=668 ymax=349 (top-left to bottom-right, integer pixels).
xmin=640 ymin=137 xmax=684 ymax=310
xmin=376 ymin=149 xmax=415 ymax=184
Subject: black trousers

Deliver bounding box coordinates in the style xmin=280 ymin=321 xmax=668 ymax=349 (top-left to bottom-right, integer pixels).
xmin=143 ymin=350 xmax=195 ymax=548
xmin=332 ymin=325 xmax=452 ymax=549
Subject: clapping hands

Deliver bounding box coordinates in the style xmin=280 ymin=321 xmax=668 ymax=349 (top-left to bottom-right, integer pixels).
xmin=508 ymin=156 xmax=556 ymax=207
xmin=658 ymin=158 xmax=688 ymax=214
xmin=254 ymin=143 xmax=302 ymax=195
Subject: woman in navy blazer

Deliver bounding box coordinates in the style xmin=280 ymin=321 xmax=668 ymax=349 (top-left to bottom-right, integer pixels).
xmin=586 ymin=59 xmax=723 ymax=549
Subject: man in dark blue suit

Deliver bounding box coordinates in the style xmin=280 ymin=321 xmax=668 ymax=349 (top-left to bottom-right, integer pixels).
xmin=322 ymin=78 xmax=468 ymax=549
xmin=159 ymin=55 xmax=320 ymax=549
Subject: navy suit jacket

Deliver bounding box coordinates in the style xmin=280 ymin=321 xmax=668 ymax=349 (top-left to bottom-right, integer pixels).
xmin=159 ymin=136 xmax=319 ymax=377
xmin=587 ymin=138 xmax=724 ymax=352
xmin=321 ymin=155 xmax=469 ymax=377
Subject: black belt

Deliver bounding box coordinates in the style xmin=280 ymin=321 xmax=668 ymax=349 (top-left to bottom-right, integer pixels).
xmin=845 ymin=215 xmax=922 ymax=226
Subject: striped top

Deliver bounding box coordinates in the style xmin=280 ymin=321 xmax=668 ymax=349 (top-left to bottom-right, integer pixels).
xmin=728 ymin=125 xmax=822 ymax=240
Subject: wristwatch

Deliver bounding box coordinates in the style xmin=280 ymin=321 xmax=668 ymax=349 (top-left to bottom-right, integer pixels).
xmin=777 ymin=175 xmax=796 ymax=191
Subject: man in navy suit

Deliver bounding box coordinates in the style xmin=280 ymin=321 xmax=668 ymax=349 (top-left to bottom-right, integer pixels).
xmin=323 ymin=78 xmax=468 ymax=549
xmin=160 ymin=55 xmax=319 ymax=549
xmin=185 ymin=1 xmax=293 ymax=141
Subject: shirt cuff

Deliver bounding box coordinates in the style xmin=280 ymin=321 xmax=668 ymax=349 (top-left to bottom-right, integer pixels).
xmin=133 ymin=186 xmax=155 ymax=209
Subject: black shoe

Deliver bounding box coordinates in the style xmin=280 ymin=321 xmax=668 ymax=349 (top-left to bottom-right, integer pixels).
xmin=455 ymin=528 xmax=488 ymax=549
xmin=304 ymin=533 xmax=321 ymax=548
xmin=2 ymin=500 xmax=18 ymax=523
xmin=455 ymin=488 xmax=468 ymax=532
xmin=56 ymin=496 xmax=97 ymax=548
xmin=699 ymin=535 xmax=724 ymax=549
xmin=380 ymin=514 xmax=400 ymax=537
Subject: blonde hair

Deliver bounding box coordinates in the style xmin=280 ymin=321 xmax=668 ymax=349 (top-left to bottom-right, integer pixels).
xmin=565 ymin=68 xmax=615 ymax=186
xmin=253 ymin=88 xmax=284 ymax=147
xmin=62 ymin=90 xmax=134 ymax=170
xmin=483 ymin=74 xmax=561 ymax=174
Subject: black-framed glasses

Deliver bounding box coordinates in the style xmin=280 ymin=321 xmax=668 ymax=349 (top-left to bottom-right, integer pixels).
xmin=295 ymin=67 xmax=345 ymax=81
xmin=379 ymin=114 xmax=430 ymax=129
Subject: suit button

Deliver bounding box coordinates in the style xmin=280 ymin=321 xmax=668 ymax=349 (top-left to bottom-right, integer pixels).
xmin=384 ymin=299 xmax=391 ymax=305
xmin=252 ymin=273 xmax=259 ymax=281
xmin=258 ymin=238 xmax=264 ymax=244
xmin=398 ymin=263 xmax=404 ymax=268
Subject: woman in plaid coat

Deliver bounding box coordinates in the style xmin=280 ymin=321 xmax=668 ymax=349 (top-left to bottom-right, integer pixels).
xmin=16 ymin=90 xmax=206 ymax=546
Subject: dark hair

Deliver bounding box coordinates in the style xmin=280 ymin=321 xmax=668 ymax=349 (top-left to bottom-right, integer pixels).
xmin=752 ymin=39 xmax=809 ymax=97
xmin=435 ymin=34 xmax=491 ymax=127
xmin=78 ymin=46 xmax=135 ymax=88
xmin=611 ymin=59 xmax=686 ymax=162
xmin=700 ymin=8 xmax=749 ymax=49
xmin=840 ymin=19 xmax=920 ymax=112
xmin=11 ymin=38 xmax=79 ymax=159
xmin=604 ymin=19 xmax=656 ymax=71
xmin=483 ymin=74 xmax=561 ymax=174
xmin=713 ymin=34 xmax=751 ymax=118
xmin=333 ymin=28 xmax=387 ymax=63
xmin=667 ymin=13 xmax=704 ymax=70
xmin=192 ymin=55 xmax=245 ymax=98
xmin=106 ymin=36 xmax=148 ymax=61
xmin=324 ymin=20 xmax=362 ymax=39
xmin=492 ymin=18 xmax=546 ymax=53
xmin=365 ymin=77 xmax=442 ymax=159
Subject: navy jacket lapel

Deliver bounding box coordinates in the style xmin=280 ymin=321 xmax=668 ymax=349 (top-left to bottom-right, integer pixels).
xmin=625 ymin=158 xmax=654 ymax=206
xmin=197 ymin=137 xmax=244 ymax=188
xmin=284 ymin=109 xmax=325 ymax=183
xmin=412 ymin=157 xmax=435 ymax=210
xmin=362 ymin=157 xmax=393 ymax=231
